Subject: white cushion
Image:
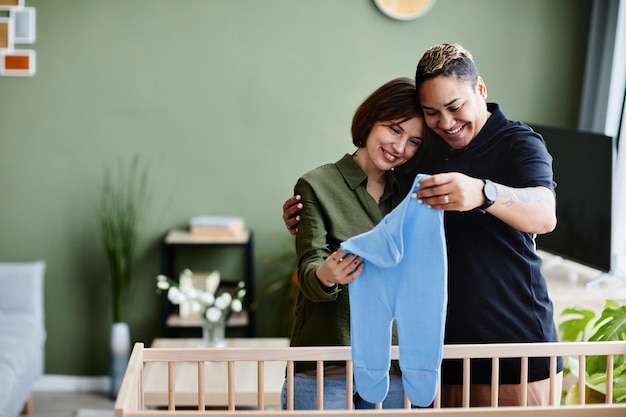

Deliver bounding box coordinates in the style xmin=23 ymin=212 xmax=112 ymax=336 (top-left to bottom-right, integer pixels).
xmin=0 ymin=260 xmax=45 ymax=323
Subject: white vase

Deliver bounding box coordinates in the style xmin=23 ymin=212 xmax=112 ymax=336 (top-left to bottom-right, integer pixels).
xmin=110 ymin=322 xmax=130 ymax=399
xmin=200 ymin=319 xmax=227 ymax=347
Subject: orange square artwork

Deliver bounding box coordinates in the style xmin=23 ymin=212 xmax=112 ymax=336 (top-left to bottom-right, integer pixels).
xmin=1 ymin=49 xmax=35 ymax=76
xmin=4 ymin=53 xmax=29 ymax=70
xmin=0 ymin=0 xmax=20 ymax=6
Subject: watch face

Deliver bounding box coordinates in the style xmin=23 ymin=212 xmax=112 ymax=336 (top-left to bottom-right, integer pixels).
xmin=484 ymin=180 xmax=497 ymax=202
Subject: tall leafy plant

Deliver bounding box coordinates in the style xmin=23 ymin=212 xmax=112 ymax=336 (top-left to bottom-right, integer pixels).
xmin=559 ymin=300 xmax=626 ymax=403
xmin=100 ymin=156 xmax=149 ymax=323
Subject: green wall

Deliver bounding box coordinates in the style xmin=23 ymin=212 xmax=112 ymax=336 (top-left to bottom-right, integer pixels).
xmin=0 ymin=0 xmax=591 ymax=376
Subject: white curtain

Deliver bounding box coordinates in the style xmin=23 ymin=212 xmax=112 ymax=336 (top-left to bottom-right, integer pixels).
xmin=578 ymin=0 xmax=626 ymax=276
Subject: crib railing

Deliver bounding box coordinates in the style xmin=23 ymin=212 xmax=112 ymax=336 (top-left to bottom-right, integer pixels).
xmin=114 ymin=340 xmax=626 ymax=416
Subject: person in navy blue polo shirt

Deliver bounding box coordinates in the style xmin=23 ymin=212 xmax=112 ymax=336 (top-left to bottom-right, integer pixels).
xmin=282 ymin=43 xmax=562 ymax=407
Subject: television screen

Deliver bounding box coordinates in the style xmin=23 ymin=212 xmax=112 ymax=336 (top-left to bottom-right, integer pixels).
xmin=529 ymin=124 xmax=614 ymax=272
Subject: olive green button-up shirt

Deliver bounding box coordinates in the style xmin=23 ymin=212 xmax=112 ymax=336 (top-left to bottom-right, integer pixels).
xmin=291 ymin=153 xmax=405 ymax=373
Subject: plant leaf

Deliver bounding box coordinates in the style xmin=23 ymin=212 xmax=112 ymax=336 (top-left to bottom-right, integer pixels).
xmin=558 ymin=307 xmax=597 ymax=342
xmin=585 ymin=305 xmax=626 ymax=375
xmin=616 ymin=373 xmax=626 ymax=402
xmin=589 ymin=305 xmax=626 ymax=342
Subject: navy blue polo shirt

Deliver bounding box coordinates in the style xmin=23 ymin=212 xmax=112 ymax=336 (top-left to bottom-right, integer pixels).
xmin=402 ymin=103 xmax=561 ymax=384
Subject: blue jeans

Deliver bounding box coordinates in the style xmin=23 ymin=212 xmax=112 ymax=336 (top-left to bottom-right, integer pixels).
xmin=280 ymin=376 xmax=406 ymax=410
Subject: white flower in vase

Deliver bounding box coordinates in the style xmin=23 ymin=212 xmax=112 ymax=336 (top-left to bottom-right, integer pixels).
xmin=205 ymin=306 xmax=223 ymax=323
xmin=156 ymin=270 xmax=246 ymax=346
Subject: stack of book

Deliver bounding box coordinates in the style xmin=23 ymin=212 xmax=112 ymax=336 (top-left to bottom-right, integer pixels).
xmin=189 ymin=215 xmax=245 ymax=238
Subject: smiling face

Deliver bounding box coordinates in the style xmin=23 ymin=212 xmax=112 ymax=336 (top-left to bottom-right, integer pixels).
xmin=419 ymin=75 xmax=489 ymax=150
xmin=357 ymin=116 xmax=424 ymax=173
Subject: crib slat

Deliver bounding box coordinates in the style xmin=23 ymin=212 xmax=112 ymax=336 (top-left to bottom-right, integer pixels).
xmin=578 ymin=355 xmax=586 ymax=405
xmin=138 ymin=360 xmax=144 ymax=410
xmin=316 ymin=361 xmax=324 ymax=410
xmin=520 ymin=357 xmax=528 ymax=406
xmin=257 ymin=361 xmax=265 ymax=410
xmin=227 ymin=361 xmax=235 ymax=411
xmin=197 ymin=361 xmax=205 ymax=410
xmin=345 ymin=361 xmax=353 ymax=410
xmin=606 ymin=354 xmax=614 ymax=403
xmin=167 ymin=361 xmax=175 ymax=411
xmin=286 ymin=360 xmax=294 ymax=410
xmin=549 ymin=356 xmax=557 ymax=406
xmin=491 ymin=357 xmax=499 ymax=407
xmin=463 ymin=358 xmax=470 ymax=407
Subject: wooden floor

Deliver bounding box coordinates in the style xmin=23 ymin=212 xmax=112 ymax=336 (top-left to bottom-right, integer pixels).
xmin=30 ymin=391 xmax=114 ymax=417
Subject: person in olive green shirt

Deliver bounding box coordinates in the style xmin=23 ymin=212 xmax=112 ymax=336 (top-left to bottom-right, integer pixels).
xmin=282 ymin=77 xmax=427 ymax=410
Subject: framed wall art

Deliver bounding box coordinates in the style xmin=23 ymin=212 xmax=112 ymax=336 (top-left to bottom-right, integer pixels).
xmin=0 ymin=48 xmax=35 ymax=76
xmin=0 ymin=0 xmax=24 ymax=11
xmin=11 ymin=6 xmax=35 ymax=44
xmin=0 ymin=0 xmax=35 ymax=77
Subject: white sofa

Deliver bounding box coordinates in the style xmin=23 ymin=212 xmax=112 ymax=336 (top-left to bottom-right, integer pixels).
xmin=0 ymin=261 xmax=46 ymax=417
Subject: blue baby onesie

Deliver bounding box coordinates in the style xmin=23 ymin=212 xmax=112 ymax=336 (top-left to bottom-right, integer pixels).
xmin=340 ymin=173 xmax=447 ymax=407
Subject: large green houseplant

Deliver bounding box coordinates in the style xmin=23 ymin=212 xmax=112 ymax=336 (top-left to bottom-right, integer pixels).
xmin=558 ymin=300 xmax=626 ymax=404
xmin=99 ymin=155 xmax=149 ymax=398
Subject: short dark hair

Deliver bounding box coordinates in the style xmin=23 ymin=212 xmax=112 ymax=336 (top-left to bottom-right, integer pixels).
xmin=351 ymin=77 xmax=422 ymax=147
xmin=415 ymin=43 xmax=479 ymax=90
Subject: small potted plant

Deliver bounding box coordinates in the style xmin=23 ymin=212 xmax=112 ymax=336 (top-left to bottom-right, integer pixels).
xmin=99 ymin=155 xmax=149 ymax=398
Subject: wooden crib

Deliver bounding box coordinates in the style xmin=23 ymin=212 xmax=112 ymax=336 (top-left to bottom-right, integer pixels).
xmin=114 ymin=340 xmax=626 ymax=416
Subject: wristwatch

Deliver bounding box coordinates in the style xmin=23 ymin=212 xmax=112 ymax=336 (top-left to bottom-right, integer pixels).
xmin=477 ymin=179 xmax=497 ymax=211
